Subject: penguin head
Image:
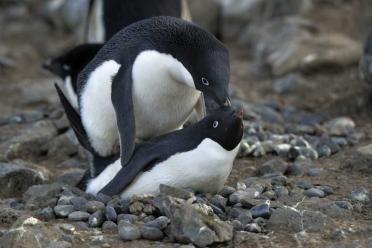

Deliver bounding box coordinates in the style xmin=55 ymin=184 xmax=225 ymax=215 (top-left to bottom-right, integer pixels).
xmin=203 ymin=107 xmax=244 ymax=151
xmin=43 ymin=56 xmax=71 ymax=80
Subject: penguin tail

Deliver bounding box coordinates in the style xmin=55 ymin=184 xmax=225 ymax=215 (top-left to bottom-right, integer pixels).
xmin=54 ymin=83 xmax=95 ymax=154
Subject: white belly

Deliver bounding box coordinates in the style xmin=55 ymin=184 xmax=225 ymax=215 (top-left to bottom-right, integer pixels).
xmin=86 ymin=139 xmax=240 ymax=197
xmin=80 ymin=51 xmax=200 ymax=157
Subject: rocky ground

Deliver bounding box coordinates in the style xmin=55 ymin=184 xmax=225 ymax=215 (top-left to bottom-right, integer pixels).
xmin=0 ymin=1 xmax=372 ymax=247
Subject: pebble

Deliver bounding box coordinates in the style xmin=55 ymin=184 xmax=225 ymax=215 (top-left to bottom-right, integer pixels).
xmin=296 ymin=180 xmax=314 ymax=190
xmin=70 ymin=197 xmax=88 ymax=211
xmin=143 ymin=215 xmax=155 ymax=223
xmin=85 ymin=201 xmax=105 ymax=214
xmin=141 ymin=226 xmax=164 ymax=241
xmin=256 ymin=159 xmax=288 ymax=176
xmin=304 ymin=188 xmax=325 ymax=198
xmin=351 ymin=187 xmax=370 ymax=203
xmin=210 ymin=195 xmax=227 ymax=210
xmin=105 ymin=206 xmax=117 ymax=222
xmin=244 ymin=223 xmax=261 ymax=233
xmin=334 ymin=201 xmax=353 ymax=210
xmin=74 ymin=221 xmax=89 ymax=230
xmin=254 ymin=217 xmax=266 ymax=227
xmin=68 ymin=211 xmax=90 ymax=221
xmin=145 ymin=216 xmax=169 ymax=230
xmin=109 ymin=198 xmax=131 ymax=214
xmin=54 ymin=205 xmax=75 ymax=218
xmin=96 ymin=193 xmax=112 ymax=204
xmin=117 ymin=214 xmax=138 ymax=224
xmin=250 ymin=203 xmax=271 ymax=219
xmin=102 ymin=221 xmax=117 ymax=232
xmin=37 ymin=207 xmax=55 ymax=220
xmin=275 ymin=186 xmax=289 ymax=198
xmin=88 ymin=210 xmax=104 ymax=228
xmin=218 ymin=186 xmax=236 ymax=198
xmin=118 ymin=221 xmax=141 ymax=241
xmin=306 ymin=167 xmax=323 ymax=177
xmin=238 ymin=211 xmax=253 ymax=225
xmin=315 ymin=186 xmax=334 ymax=195
xmin=231 ymin=220 xmax=244 ymax=231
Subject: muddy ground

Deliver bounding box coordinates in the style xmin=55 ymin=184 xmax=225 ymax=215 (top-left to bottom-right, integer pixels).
xmin=0 ymin=1 xmax=372 ymax=247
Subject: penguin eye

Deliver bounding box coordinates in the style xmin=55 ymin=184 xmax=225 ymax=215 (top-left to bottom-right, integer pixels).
xmin=212 ymin=121 xmax=219 ymax=128
xmin=63 ymin=65 xmax=70 ymax=71
xmin=202 ymin=77 xmax=209 ymax=86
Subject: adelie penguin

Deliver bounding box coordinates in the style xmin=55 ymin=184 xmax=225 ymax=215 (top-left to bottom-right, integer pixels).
xmin=84 ymin=107 xmax=243 ymax=198
xmin=87 ymin=0 xmax=190 ymax=42
xmin=43 ymin=44 xmax=103 ymax=109
xmin=75 ymin=16 xmax=231 ymax=173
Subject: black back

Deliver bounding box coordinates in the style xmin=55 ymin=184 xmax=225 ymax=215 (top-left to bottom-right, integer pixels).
xmin=102 ymin=0 xmax=182 ymax=41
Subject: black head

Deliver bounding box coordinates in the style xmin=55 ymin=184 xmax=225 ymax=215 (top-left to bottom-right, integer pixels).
xmin=137 ymin=17 xmax=231 ymax=108
xmin=201 ymin=107 xmax=244 ymax=151
xmin=43 ymin=44 xmax=103 ymax=87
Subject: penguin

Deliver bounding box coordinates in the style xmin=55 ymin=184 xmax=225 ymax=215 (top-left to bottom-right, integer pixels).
xmin=84 ymin=107 xmax=243 ymax=197
xmin=87 ymin=0 xmax=190 ymax=43
xmin=360 ymin=32 xmax=372 ymax=84
xmin=43 ymin=44 xmax=103 ymax=109
xmin=76 ymin=16 xmax=232 ymax=171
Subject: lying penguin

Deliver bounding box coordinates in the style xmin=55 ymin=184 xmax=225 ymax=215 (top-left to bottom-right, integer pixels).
xmin=43 ymin=44 xmax=103 ymax=109
xmin=87 ymin=0 xmax=190 ymax=42
xmin=84 ymin=107 xmax=243 ymax=197
xmin=76 ymin=16 xmax=231 ymax=170
xmin=360 ymin=32 xmax=372 ymax=84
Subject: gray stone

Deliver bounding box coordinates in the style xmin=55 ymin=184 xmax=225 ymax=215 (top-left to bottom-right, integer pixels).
xmin=351 ymin=187 xmax=370 ymax=203
xmin=229 ymin=190 xmax=260 ymax=205
xmin=108 ymin=198 xmax=130 ymax=214
xmin=256 ymin=159 xmax=288 ymax=176
xmin=23 ymin=183 xmax=63 ymax=209
xmin=141 ymin=226 xmax=164 ymax=241
xmin=159 ymin=184 xmax=194 ymax=200
xmin=117 ymin=214 xmax=138 ymax=224
xmin=334 ymin=201 xmax=353 ymax=210
xmin=70 ymin=197 xmax=88 ymax=211
xmin=145 ymin=216 xmax=169 ymax=230
xmin=85 ymin=201 xmax=105 ymax=214
xmin=325 ymin=117 xmax=355 ymax=136
xmin=302 ymin=210 xmax=328 ymax=233
xmin=88 ymin=210 xmax=104 ymax=228
xmin=347 ymin=144 xmax=372 ymax=173
xmin=218 ymin=186 xmax=236 ymax=197
xmin=304 ymin=188 xmax=325 ymax=198
xmin=0 ymin=208 xmax=22 ymax=225
xmin=315 ymin=186 xmax=334 ymax=196
xmin=360 ymin=33 xmax=372 ymax=84
xmin=250 ymin=203 xmax=271 ymax=219
xmin=47 ymin=131 xmax=78 ymax=160
xmin=273 ymin=74 xmax=301 ymax=94
xmin=244 ymin=223 xmax=261 ymax=233
xmin=231 ymin=220 xmax=244 ymax=231
xmin=55 ymin=170 xmax=85 ymax=186
xmin=157 ymin=195 xmax=233 ymax=246
xmin=238 ymin=211 xmax=253 ymax=225
xmin=0 ymin=162 xmax=45 ymax=198
xmin=0 ymin=216 xmax=64 ymax=248
xmin=102 ymin=221 xmax=117 ymax=232
xmin=47 ymin=241 xmax=72 ymax=248
xmin=67 ymin=211 xmax=90 ymax=221
xmin=296 ymin=180 xmax=314 ymax=190
xmin=118 ymin=221 xmax=141 ymax=241
xmin=210 ymin=195 xmax=228 ymax=210
xmin=96 ymin=193 xmax=112 ymax=204
xmin=275 ymin=186 xmax=289 ymax=198
xmin=54 ymin=205 xmax=74 ymax=218
xmin=37 ymin=207 xmax=55 ymax=221
xmin=105 ymin=206 xmax=117 ymax=222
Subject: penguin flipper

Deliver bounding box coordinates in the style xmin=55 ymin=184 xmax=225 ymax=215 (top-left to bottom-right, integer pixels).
xmin=98 ymin=146 xmax=160 ymax=196
xmin=54 ymin=83 xmax=95 ymax=154
xmin=111 ymin=66 xmax=136 ymax=167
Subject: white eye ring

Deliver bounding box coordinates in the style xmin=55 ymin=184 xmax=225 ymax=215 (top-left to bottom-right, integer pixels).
xmin=202 ymin=77 xmax=209 ymax=86
xmin=213 ymin=121 xmax=219 ymax=128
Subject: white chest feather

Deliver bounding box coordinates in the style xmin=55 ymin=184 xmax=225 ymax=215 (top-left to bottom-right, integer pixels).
xmin=80 ymin=51 xmax=201 ymax=156
xmin=86 ymin=139 xmax=240 ymax=197
xmin=64 ymin=76 xmax=79 ymax=110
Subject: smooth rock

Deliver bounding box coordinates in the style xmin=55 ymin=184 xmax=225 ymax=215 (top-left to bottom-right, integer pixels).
xmin=304 ymin=188 xmax=325 ymax=198
xmin=88 ymin=210 xmax=104 ymax=228
xmin=351 ymin=187 xmax=370 ymax=203
xmin=70 ymin=197 xmax=88 ymax=211
xmin=85 ymin=201 xmax=105 ymax=214
xmin=23 ymin=183 xmax=63 ymax=209
xmin=145 ymin=216 xmax=169 ymax=230
xmin=37 ymin=207 xmax=55 ymax=221
xmin=118 ymin=221 xmax=141 ymax=241
xmin=325 ymin=117 xmax=355 ymax=136
xmin=244 ymin=223 xmax=261 ymax=233
xmin=347 ymin=144 xmax=372 ymax=174
xmin=96 ymin=193 xmax=112 ymax=204
xmin=250 ymin=203 xmax=270 ymax=219
xmin=141 ymin=226 xmax=164 ymax=241
xmin=54 ymin=205 xmax=74 ymax=218
xmin=68 ymin=211 xmax=90 ymax=221
xmin=117 ymin=214 xmax=138 ymax=224
xmin=256 ymin=159 xmax=288 ymax=176
xmin=102 ymin=221 xmax=117 ymax=232
xmin=0 ymin=162 xmax=45 ymax=198
xmin=105 ymin=206 xmax=117 ymax=222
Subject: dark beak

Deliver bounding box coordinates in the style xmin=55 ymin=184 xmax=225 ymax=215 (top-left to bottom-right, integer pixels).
xmin=206 ymin=89 xmax=231 ymax=108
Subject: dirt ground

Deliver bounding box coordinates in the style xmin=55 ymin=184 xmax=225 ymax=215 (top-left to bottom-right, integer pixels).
xmin=0 ymin=1 xmax=372 ymax=247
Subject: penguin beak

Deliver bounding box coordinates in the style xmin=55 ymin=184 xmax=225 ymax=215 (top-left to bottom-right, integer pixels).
xmin=206 ymin=89 xmax=231 ymax=108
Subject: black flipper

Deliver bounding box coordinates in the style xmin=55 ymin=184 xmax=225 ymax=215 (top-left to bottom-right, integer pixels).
xmin=54 ymin=83 xmax=95 ymax=154
xmin=99 ymin=145 xmax=160 ymax=196
xmin=111 ymin=66 xmax=136 ymax=167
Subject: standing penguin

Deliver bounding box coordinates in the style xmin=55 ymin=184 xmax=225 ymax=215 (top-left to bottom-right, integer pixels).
xmin=87 ymin=0 xmax=190 ymax=42
xmin=77 ymin=16 xmax=231 ymax=171
xmin=84 ymin=107 xmax=243 ymax=197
